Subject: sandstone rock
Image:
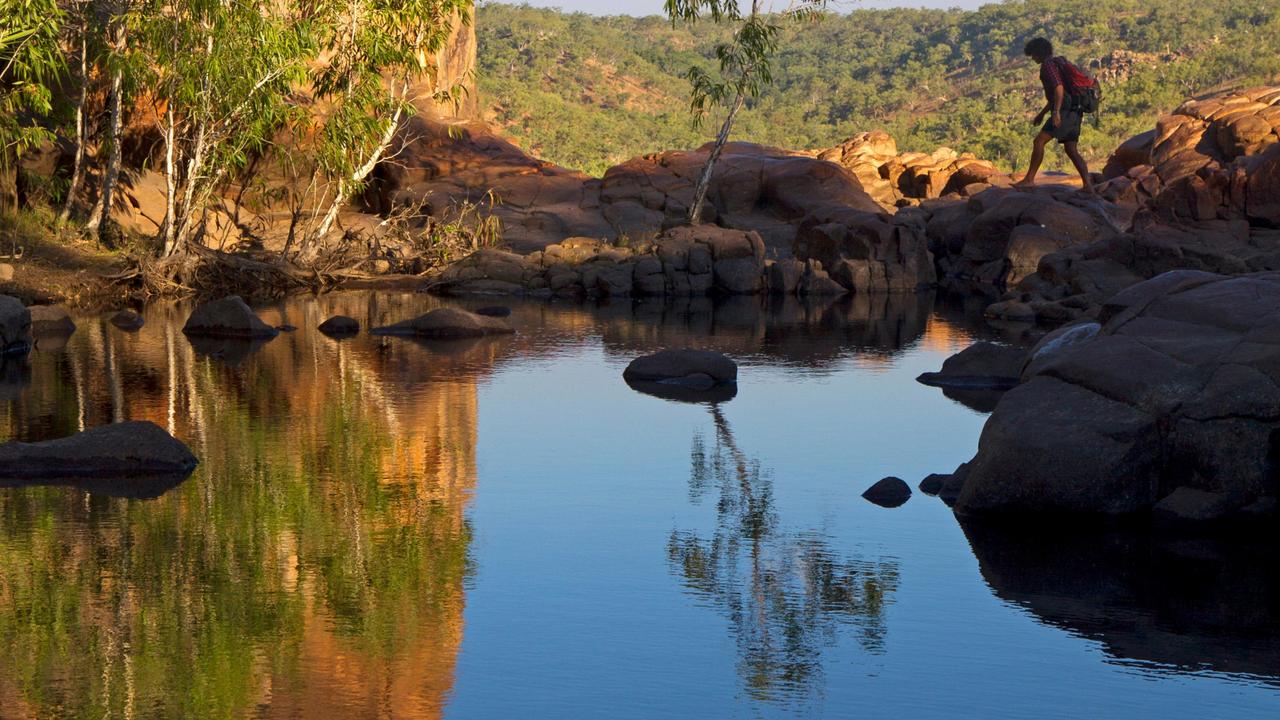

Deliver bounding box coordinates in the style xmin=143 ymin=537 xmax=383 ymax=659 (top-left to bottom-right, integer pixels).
xmin=917 ymin=341 xmax=1026 ymax=390
xmin=183 ymin=296 xmax=279 ymax=339
xmin=370 ymin=307 xmax=514 ymax=338
xmin=956 ymin=271 xmax=1280 ymax=518
xmin=0 ymin=295 xmax=32 ymax=357
xmin=862 ymin=476 xmax=911 ymax=508
xmin=0 ymin=421 xmax=198 ymax=478
xmin=318 ymin=315 xmax=360 ymax=336
xmin=0 ymin=263 xmax=12 ymax=282
xmin=766 ymin=259 xmax=803 ymax=295
xmin=110 ymin=310 xmax=145 ymax=331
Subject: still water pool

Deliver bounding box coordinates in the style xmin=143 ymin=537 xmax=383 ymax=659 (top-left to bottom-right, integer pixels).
xmin=0 ymin=292 xmax=1276 ymax=719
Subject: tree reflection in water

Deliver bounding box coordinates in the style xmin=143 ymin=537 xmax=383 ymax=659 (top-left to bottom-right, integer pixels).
xmin=668 ymin=404 xmax=900 ymax=703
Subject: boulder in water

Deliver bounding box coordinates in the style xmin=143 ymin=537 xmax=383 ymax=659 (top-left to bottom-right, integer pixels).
xmin=370 ymin=307 xmax=514 ymax=338
xmin=110 ymin=309 xmax=145 ymax=331
xmin=862 ymin=476 xmax=911 ymax=507
xmin=28 ymin=305 xmax=75 ymax=336
xmin=0 ymin=421 xmax=198 ymax=478
xmin=182 ymin=296 xmax=279 ymax=339
xmin=917 ymin=341 xmax=1026 ymax=391
xmin=623 ymin=349 xmax=737 ymax=386
xmin=318 ymin=315 xmax=360 ymax=336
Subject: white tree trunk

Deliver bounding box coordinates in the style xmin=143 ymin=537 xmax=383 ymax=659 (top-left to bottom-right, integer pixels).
xmin=310 ymin=84 xmax=408 ymax=246
xmin=89 ymin=62 xmax=124 ymax=237
xmin=59 ymin=28 xmax=89 ymax=224
xmin=160 ymin=108 xmax=178 ymax=255
xmin=688 ymin=91 xmax=746 ymax=225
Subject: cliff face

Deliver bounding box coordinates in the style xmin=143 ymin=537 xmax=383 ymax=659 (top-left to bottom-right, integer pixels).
xmin=411 ymin=9 xmax=480 ymax=120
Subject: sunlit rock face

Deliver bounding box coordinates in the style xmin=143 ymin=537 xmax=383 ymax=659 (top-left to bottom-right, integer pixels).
xmin=962 ymin=519 xmax=1280 ymax=683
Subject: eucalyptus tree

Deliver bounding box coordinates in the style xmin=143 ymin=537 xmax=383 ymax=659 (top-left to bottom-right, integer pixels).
xmin=300 ymin=0 xmax=472 ymax=250
xmin=0 ymin=0 xmax=65 ymax=210
xmin=663 ymin=0 xmax=826 ymax=224
xmin=58 ymin=0 xmax=96 ymax=223
xmin=126 ymin=0 xmax=311 ymax=256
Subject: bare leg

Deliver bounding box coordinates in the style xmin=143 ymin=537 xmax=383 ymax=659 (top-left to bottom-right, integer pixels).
xmin=1063 ymin=141 xmax=1095 ymax=194
xmin=1014 ymin=132 xmax=1053 ymax=188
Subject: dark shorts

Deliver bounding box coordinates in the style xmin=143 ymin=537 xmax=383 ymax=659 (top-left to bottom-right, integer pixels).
xmin=1043 ymin=109 xmax=1083 ymax=144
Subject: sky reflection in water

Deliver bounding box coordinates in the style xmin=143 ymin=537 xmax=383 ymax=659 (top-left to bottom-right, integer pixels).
xmin=0 ymin=292 xmax=1276 ymax=719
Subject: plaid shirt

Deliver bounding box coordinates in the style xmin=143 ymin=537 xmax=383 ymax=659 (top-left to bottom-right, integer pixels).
xmin=1040 ymin=56 xmax=1066 ymax=103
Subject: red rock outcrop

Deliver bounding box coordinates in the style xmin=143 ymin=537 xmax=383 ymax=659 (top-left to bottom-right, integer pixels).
xmin=817 ymin=131 xmax=1006 ymax=207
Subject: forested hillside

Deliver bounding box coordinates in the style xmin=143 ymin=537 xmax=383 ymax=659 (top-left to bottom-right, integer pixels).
xmin=476 ymin=0 xmax=1280 ymax=175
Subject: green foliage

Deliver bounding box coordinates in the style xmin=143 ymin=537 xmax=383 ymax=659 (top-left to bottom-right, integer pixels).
xmin=477 ymin=0 xmax=1280 ymax=175
xmin=0 ymin=0 xmax=66 ymax=161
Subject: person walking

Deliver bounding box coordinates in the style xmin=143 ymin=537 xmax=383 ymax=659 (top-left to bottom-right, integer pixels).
xmin=1014 ymin=37 xmax=1097 ymax=193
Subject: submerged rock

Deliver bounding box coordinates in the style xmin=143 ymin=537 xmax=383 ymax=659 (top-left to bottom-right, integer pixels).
xmin=28 ymin=305 xmax=75 ymax=336
xmin=318 ymin=315 xmax=360 ymax=336
xmin=183 ymin=296 xmax=279 ymax=339
xmin=862 ymin=476 xmax=911 ymax=507
xmin=0 ymin=295 xmax=32 ymax=357
xmin=955 ymin=271 xmax=1280 ymax=519
xmin=371 ymin=307 xmax=514 ymax=338
xmin=917 ymin=341 xmax=1026 ymax=391
xmin=110 ymin=309 xmax=145 ymax=331
xmin=475 ymin=305 xmax=512 ymax=318
xmin=0 ymin=421 xmax=198 ymax=478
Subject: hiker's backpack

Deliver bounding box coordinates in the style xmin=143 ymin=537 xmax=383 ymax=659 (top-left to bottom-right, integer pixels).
xmin=1054 ymin=57 xmax=1102 ymax=114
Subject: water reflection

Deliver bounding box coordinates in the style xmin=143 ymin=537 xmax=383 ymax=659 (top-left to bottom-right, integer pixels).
xmin=0 ymin=294 xmax=483 ymax=718
xmin=668 ymin=403 xmax=900 ymax=703
xmin=962 ymin=520 xmax=1280 ymax=684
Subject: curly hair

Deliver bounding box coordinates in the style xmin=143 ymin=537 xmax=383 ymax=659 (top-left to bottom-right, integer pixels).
xmin=1024 ymin=37 xmax=1053 ymax=58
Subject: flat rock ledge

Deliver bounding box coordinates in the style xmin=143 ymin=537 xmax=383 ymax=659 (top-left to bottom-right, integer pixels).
xmin=370 ymin=307 xmax=514 ymax=338
xmin=0 ymin=421 xmax=198 ymax=478
xmin=183 ymin=296 xmax=279 ymax=339
xmin=951 ymin=270 xmax=1280 ymax=522
xmin=917 ymin=341 xmax=1026 ymax=391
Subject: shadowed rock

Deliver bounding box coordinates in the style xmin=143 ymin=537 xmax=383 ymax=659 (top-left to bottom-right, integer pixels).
xmin=0 ymin=295 xmax=32 ymax=357
xmin=0 ymin=421 xmax=198 ymax=479
xmin=318 ymin=315 xmax=360 ymax=337
xmin=917 ymin=341 xmax=1026 ymax=391
xmin=182 ymin=296 xmax=279 ymax=339
xmin=862 ymin=476 xmax=911 ymax=507
xmin=110 ymin=309 xmax=145 ymax=331
xmin=28 ymin=305 xmax=75 ymax=336
xmin=956 ymin=271 xmax=1280 ymax=519
xmin=624 ymin=349 xmax=737 ymax=384
xmin=371 ymin=307 xmax=514 ymax=338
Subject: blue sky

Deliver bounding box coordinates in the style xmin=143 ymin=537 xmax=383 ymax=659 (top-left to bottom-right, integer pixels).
xmin=489 ymin=0 xmax=991 ymax=17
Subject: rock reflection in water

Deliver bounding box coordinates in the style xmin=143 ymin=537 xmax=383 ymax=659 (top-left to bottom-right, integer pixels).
xmin=668 ymin=404 xmax=900 ymax=703
xmin=962 ymin=520 xmax=1280 ymax=683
